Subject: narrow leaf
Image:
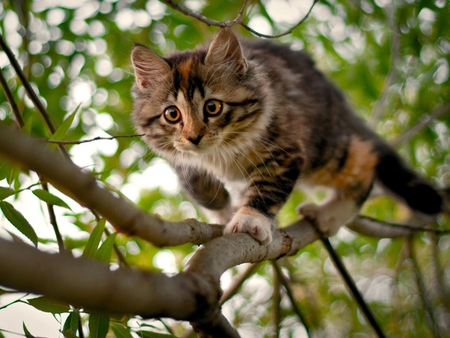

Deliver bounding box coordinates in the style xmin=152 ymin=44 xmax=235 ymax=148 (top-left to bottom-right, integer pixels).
xmin=0 ymin=187 xmax=14 ymax=200
xmin=32 ymin=189 xmax=72 ymax=210
xmin=0 ymin=201 xmax=37 ymax=246
xmin=135 ymin=331 xmax=177 ymax=338
xmin=0 ymin=287 xmax=14 ymax=296
xmin=111 ymin=323 xmax=133 ymax=338
xmin=95 ymin=233 xmax=117 ymax=263
xmin=82 ymin=219 xmax=106 ymax=259
xmin=89 ymin=312 xmax=110 ymax=338
xmin=49 ymin=104 xmax=80 ymax=141
xmin=27 ymin=296 xmax=70 ymax=314
xmin=62 ymin=332 xmax=78 ymax=338
xmin=23 ymin=323 xmax=36 ymax=338
xmin=63 ymin=311 xmax=80 ymax=336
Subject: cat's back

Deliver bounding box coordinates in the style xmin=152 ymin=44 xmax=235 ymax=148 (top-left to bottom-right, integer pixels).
xmin=242 ymin=39 xmax=330 ymax=91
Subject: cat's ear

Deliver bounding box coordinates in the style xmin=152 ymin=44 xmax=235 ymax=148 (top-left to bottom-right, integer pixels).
xmin=131 ymin=44 xmax=170 ymax=90
xmin=205 ymin=28 xmax=247 ymax=74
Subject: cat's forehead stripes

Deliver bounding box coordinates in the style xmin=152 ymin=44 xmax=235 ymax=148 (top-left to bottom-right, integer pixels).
xmin=177 ymin=58 xmax=193 ymax=89
xmin=172 ymin=56 xmax=206 ymax=102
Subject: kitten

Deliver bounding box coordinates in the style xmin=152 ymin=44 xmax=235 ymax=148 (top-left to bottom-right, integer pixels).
xmin=130 ymin=28 xmax=443 ymax=244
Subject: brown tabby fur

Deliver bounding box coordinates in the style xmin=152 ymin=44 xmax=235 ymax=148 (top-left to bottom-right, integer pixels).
xmin=131 ymin=28 xmax=442 ymax=244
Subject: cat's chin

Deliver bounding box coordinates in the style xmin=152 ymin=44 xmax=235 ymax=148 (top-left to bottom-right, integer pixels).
xmin=174 ymin=142 xmax=217 ymax=156
xmin=174 ymin=145 xmax=209 ymax=156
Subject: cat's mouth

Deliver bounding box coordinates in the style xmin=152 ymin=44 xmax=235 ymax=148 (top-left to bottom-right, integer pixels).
xmin=174 ymin=140 xmax=210 ymax=155
xmin=174 ymin=135 xmax=219 ymax=155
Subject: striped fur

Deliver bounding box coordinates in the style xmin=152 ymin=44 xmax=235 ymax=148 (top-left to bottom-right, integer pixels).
xmin=131 ymin=28 xmax=443 ymax=244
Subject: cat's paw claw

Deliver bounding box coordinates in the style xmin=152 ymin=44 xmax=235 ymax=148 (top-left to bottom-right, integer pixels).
xmin=224 ymin=212 xmax=273 ymax=244
xmin=298 ymin=202 xmax=341 ymax=237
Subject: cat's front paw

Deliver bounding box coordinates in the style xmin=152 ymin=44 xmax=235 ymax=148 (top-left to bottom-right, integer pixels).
xmin=298 ymin=202 xmax=341 ymax=237
xmin=223 ymin=209 xmax=273 ymax=244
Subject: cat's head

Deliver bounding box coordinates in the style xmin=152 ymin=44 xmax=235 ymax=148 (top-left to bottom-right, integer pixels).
xmin=131 ymin=28 xmax=272 ymax=164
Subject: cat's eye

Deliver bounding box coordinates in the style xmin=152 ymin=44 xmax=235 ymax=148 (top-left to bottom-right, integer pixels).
xmin=204 ymin=99 xmax=223 ymax=116
xmin=164 ymin=106 xmax=182 ymax=123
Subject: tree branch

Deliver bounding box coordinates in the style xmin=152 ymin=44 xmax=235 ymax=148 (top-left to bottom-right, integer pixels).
xmin=392 ymin=102 xmax=450 ymax=147
xmin=347 ymin=215 xmax=450 ymax=238
xmin=44 ymin=134 xmax=145 ymax=145
xmin=219 ymin=263 xmax=259 ymax=304
xmin=161 ymin=0 xmax=318 ymax=38
xmin=0 ymin=237 xmax=211 ymax=320
xmin=271 ymin=261 xmax=311 ymax=337
xmin=0 ymin=124 xmax=223 ymax=247
xmin=318 ymin=236 xmax=387 ymax=338
xmin=0 ymin=210 xmax=319 ymax=337
xmin=407 ymin=236 xmax=441 ymax=337
xmin=0 ymin=67 xmax=24 ymax=128
xmin=0 ymin=33 xmax=56 ymax=134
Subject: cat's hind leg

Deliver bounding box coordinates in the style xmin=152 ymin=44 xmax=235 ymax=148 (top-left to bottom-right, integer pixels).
xmin=298 ymin=193 xmax=362 ymax=237
xmin=299 ymin=136 xmax=378 ymax=237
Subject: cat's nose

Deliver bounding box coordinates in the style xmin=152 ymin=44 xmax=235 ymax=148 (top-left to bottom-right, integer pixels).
xmin=186 ymin=134 xmax=203 ymax=145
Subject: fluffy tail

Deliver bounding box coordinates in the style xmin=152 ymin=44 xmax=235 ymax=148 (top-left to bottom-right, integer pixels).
xmin=375 ymin=144 xmax=443 ymax=215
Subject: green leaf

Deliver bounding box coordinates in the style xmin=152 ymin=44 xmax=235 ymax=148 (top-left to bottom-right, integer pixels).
xmin=0 ymin=201 xmax=37 ymax=246
xmin=0 ymin=187 xmax=14 ymax=200
xmin=82 ymin=219 xmax=106 ymax=259
xmin=62 ymin=332 xmax=78 ymax=338
xmin=89 ymin=312 xmax=110 ymax=338
xmin=27 ymin=296 xmax=70 ymax=314
xmin=23 ymin=323 xmax=36 ymax=338
xmin=63 ymin=311 xmax=80 ymax=336
xmin=135 ymin=331 xmax=178 ymax=338
xmin=32 ymin=189 xmax=72 ymax=210
xmin=0 ymin=287 xmax=13 ymax=296
xmin=49 ymin=104 xmax=80 ymax=141
xmin=111 ymin=323 xmax=133 ymax=338
xmin=95 ymin=232 xmax=117 ymax=263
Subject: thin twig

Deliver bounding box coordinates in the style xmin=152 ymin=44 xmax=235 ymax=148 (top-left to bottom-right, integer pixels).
xmin=161 ymin=0 xmax=317 ymax=38
xmin=392 ymin=102 xmax=450 ymax=147
xmin=429 ymin=232 xmax=450 ymax=334
xmin=272 ymin=263 xmax=282 ymax=338
xmin=41 ymin=180 xmax=66 ymax=253
xmin=104 ymin=227 xmax=128 ymax=268
xmin=407 ymin=236 xmax=441 ymax=337
xmin=44 ymin=134 xmax=145 ymax=145
xmin=0 ymin=32 xmax=71 ymax=161
xmin=219 ymin=263 xmax=259 ymax=304
xmin=0 ymin=67 xmax=24 ymax=128
xmin=271 ymin=261 xmax=311 ymax=337
xmin=162 ymin=0 xmax=231 ymax=27
xmin=0 ymin=33 xmax=56 ymax=133
xmin=319 ymin=236 xmax=386 ymax=338
xmin=239 ymin=0 xmax=318 ymax=39
xmin=349 ymin=215 xmax=450 ymax=235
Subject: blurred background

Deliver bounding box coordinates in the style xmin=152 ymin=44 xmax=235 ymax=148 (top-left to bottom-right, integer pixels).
xmin=0 ymin=0 xmax=449 ymax=337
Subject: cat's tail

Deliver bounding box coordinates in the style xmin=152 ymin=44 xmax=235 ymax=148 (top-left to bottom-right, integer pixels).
xmin=375 ymin=144 xmax=444 ymax=215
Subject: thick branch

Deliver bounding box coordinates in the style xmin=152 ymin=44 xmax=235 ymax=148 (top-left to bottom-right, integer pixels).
xmin=0 ymin=237 xmax=211 ymax=320
xmin=0 ymin=125 xmax=223 ymax=247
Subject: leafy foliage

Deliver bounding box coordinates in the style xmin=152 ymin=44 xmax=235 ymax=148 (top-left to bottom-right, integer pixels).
xmin=0 ymin=0 xmax=449 ymax=337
